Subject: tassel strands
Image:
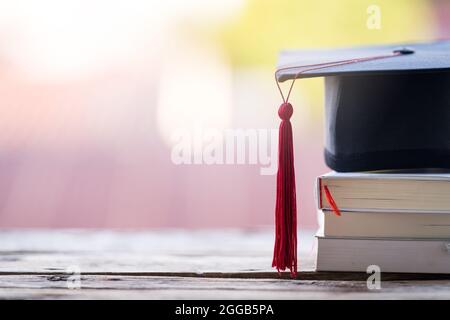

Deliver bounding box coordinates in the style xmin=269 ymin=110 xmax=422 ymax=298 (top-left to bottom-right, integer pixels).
xmin=272 ymin=102 xmax=297 ymax=277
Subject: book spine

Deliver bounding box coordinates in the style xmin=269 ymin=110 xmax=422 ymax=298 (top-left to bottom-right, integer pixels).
xmin=315 ymin=176 xmax=450 ymax=214
xmin=316 ymin=237 xmax=450 ymax=273
xmin=316 ymin=176 xmax=323 ymax=209
xmin=321 ymin=207 xmax=450 ymax=214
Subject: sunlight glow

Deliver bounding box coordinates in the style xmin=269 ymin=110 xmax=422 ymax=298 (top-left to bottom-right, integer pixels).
xmin=156 ymin=39 xmax=232 ymax=149
xmin=0 ymin=0 xmax=243 ymax=81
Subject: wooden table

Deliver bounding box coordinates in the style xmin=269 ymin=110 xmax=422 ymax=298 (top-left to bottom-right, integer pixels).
xmin=1 ymin=229 xmax=450 ymax=299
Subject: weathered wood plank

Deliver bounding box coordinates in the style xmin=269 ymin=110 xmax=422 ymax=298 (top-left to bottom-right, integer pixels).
xmin=1 ymin=230 xmax=450 ymax=299
xmin=1 ymin=275 xmax=450 ymax=299
xmin=2 ymin=271 xmax=450 ymax=281
xmin=0 ymin=229 xmax=316 ymax=273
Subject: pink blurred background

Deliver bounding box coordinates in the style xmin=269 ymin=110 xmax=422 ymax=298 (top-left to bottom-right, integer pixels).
xmin=0 ymin=0 xmax=448 ymax=229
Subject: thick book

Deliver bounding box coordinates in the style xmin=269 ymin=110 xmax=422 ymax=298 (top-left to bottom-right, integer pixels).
xmin=316 ymin=237 xmax=450 ymax=273
xmin=316 ymin=171 xmax=450 ymax=213
xmin=318 ymin=209 xmax=450 ymax=239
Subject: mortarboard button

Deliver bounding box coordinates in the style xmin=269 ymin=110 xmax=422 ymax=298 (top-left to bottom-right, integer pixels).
xmin=392 ymin=47 xmax=415 ymax=55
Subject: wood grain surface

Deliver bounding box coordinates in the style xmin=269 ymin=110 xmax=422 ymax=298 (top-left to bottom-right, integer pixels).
xmin=0 ymin=229 xmax=449 ymax=299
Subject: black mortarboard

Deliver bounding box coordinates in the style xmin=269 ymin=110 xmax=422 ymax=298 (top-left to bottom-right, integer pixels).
xmin=276 ymin=40 xmax=450 ymax=172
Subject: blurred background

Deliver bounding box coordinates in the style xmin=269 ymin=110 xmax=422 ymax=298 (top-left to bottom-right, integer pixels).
xmin=0 ymin=0 xmax=448 ymax=229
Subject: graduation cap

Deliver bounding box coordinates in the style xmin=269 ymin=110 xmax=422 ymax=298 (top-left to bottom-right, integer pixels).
xmin=272 ymin=40 xmax=450 ymax=276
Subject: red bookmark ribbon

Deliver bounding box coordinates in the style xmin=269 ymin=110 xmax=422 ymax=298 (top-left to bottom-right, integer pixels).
xmin=324 ymin=185 xmax=341 ymax=216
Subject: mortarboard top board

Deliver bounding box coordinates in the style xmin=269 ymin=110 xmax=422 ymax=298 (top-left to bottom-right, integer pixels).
xmin=275 ymin=40 xmax=450 ymax=172
xmin=277 ymin=40 xmax=450 ymax=81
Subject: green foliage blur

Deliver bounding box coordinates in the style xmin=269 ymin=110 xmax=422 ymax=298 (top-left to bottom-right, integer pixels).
xmin=212 ymin=0 xmax=436 ymax=117
xmin=219 ymin=0 xmax=435 ymax=68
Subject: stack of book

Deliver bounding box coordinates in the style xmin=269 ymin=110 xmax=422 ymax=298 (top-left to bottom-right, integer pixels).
xmin=315 ymin=171 xmax=450 ymax=273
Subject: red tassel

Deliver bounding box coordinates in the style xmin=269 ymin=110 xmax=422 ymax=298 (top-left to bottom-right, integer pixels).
xmin=272 ymin=102 xmax=297 ymax=278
